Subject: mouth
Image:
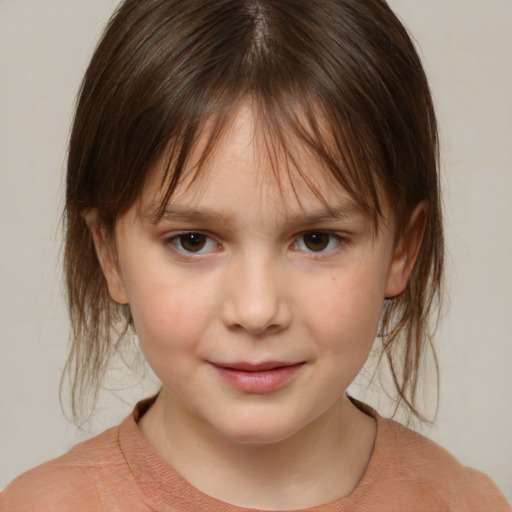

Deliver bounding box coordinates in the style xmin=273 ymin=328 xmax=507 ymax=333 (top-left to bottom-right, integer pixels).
xmin=210 ymin=361 xmax=305 ymax=394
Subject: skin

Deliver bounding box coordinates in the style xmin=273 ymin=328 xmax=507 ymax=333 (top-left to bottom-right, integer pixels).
xmin=86 ymin=103 xmax=425 ymax=510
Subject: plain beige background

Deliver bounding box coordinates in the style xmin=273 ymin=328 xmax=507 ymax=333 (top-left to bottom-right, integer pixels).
xmin=1 ymin=0 xmax=511 ymax=500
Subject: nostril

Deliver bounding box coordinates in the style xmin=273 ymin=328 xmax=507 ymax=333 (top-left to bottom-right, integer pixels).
xmin=221 ymin=296 xmax=291 ymax=335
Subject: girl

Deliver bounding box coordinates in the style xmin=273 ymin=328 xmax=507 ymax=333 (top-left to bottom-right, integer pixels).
xmin=1 ymin=0 xmax=510 ymax=510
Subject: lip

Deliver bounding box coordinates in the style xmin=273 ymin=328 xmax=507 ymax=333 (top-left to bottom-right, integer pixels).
xmin=210 ymin=361 xmax=305 ymax=394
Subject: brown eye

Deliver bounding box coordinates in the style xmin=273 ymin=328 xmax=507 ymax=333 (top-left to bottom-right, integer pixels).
xmin=302 ymin=232 xmax=330 ymax=252
xmin=178 ymin=233 xmax=208 ymax=252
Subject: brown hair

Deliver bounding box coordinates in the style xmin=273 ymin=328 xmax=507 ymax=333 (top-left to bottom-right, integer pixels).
xmin=63 ymin=0 xmax=443 ymax=424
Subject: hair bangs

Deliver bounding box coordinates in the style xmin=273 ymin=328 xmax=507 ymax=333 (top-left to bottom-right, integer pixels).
xmin=139 ymin=89 xmax=388 ymax=236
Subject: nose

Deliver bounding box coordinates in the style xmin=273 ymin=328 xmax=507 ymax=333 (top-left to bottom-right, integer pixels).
xmin=221 ymin=255 xmax=291 ymax=335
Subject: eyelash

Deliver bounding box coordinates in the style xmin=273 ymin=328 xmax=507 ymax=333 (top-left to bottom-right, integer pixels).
xmin=166 ymin=231 xmax=344 ymax=256
xmin=168 ymin=232 xmax=220 ymax=255
xmin=292 ymin=232 xmax=344 ymax=254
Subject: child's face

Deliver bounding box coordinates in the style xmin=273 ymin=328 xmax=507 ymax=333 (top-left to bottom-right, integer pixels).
xmin=93 ymin=103 xmax=415 ymax=444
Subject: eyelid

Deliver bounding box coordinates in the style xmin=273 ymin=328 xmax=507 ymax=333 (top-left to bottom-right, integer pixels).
xmin=291 ymin=231 xmax=346 ymax=254
xmin=166 ymin=231 xmax=221 ymax=256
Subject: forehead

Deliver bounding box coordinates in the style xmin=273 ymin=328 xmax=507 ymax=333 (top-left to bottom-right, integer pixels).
xmin=139 ymin=102 xmax=381 ymax=224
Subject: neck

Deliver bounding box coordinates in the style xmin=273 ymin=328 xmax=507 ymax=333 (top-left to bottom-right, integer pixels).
xmin=139 ymin=391 xmax=376 ymax=510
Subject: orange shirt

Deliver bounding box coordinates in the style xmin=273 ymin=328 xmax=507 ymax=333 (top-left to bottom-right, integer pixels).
xmin=1 ymin=398 xmax=510 ymax=511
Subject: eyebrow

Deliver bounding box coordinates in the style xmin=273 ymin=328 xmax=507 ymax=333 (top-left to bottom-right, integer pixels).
xmin=287 ymin=203 xmax=366 ymax=226
xmin=142 ymin=203 xmax=235 ymax=225
xmin=142 ymin=201 xmax=366 ymax=227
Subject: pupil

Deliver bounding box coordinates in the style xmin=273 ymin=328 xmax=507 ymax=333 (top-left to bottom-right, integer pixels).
xmin=305 ymin=232 xmax=328 ymax=251
xmin=181 ymin=233 xmax=206 ymax=252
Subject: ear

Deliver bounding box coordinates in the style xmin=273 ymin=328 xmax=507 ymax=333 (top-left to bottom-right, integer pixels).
xmin=82 ymin=209 xmax=129 ymax=305
xmin=385 ymin=202 xmax=427 ymax=298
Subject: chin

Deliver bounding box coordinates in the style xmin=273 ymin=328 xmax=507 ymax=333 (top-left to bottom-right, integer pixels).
xmin=214 ymin=412 xmax=306 ymax=445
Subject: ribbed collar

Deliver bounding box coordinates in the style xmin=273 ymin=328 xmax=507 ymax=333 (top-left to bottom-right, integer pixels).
xmin=118 ymin=395 xmax=388 ymax=512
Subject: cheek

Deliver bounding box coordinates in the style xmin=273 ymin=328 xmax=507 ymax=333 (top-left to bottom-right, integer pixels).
xmin=127 ymin=272 xmax=218 ymax=358
xmin=304 ymin=271 xmax=385 ymax=354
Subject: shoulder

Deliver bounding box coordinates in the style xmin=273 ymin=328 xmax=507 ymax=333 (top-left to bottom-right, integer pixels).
xmin=0 ymin=423 xmax=128 ymax=512
xmin=379 ymin=416 xmax=511 ymax=511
